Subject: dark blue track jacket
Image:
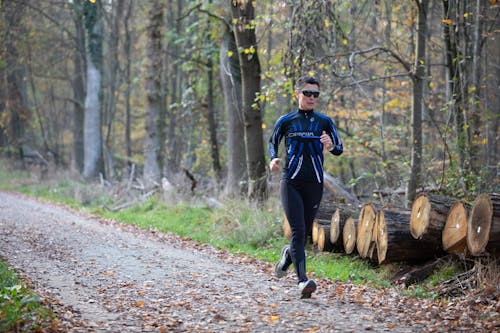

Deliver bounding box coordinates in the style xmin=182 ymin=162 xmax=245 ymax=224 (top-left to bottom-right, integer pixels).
xmin=269 ymin=109 xmax=343 ymax=183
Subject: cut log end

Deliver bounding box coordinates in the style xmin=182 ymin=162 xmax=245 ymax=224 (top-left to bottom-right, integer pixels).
xmin=330 ymin=209 xmax=340 ymax=244
xmin=317 ymin=226 xmax=333 ymax=252
xmin=312 ymin=219 xmax=319 ymax=245
xmin=343 ymin=217 xmax=357 ymax=254
xmin=376 ymin=211 xmax=388 ymax=264
xmin=410 ymin=194 xmax=431 ymax=239
xmin=467 ymin=193 xmax=494 ymax=256
xmin=356 ymin=203 xmax=377 ymax=258
xmin=442 ymin=201 xmax=468 ymax=255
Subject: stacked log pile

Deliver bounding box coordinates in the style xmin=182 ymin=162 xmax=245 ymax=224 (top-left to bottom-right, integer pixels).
xmin=282 ymin=192 xmax=499 ymax=265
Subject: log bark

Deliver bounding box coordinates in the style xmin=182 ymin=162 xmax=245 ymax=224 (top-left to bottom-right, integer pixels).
xmin=315 ymin=200 xmax=337 ymax=220
xmin=343 ymin=217 xmax=357 ymax=254
xmin=323 ymin=172 xmax=361 ymax=206
xmin=376 ymin=208 xmax=442 ymax=264
xmin=392 ymin=258 xmax=445 ymax=286
xmin=356 ymin=203 xmax=377 ymax=258
xmin=410 ymin=193 xmax=453 ymax=244
xmin=467 ymin=193 xmax=500 ymax=256
xmin=442 ymin=201 xmax=469 ymax=256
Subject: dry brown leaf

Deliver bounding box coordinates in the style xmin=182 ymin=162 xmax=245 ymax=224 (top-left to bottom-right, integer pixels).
xmin=270 ymin=315 xmax=280 ymax=322
xmin=133 ymin=300 xmax=145 ymax=307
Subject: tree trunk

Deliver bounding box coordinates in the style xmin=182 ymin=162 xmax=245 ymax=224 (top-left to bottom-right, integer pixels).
xmin=323 ymin=172 xmax=361 ymax=207
xmin=143 ymin=0 xmax=164 ymax=187
xmin=343 ymin=217 xmax=357 ymax=255
xmin=230 ymin=1 xmax=267 ymax=201
xmin=220 ymin=27 xmax=246 ymax=196
xmin=206 ymin=63 xmax=222 ymax=182
xmin=6 ymin=42 xmax=28 ymax=158
xmin=4 ymin=1 xmax=29 ymax=159
xmin=410 ymin=193 xmax=452 ymax=245
xmin=468 ymin=0 xmax=483 ymax=175
xmin=442 ymin=0 xmax=468 ymax=174
xmin=123 ymin=0 xmax=133 ymax=170
xmin=164 ymin=0 xmax=183 ymax=178
xmin=205 ymin=1 xmax=221 ymax=182
xmin=485 ymin=7 xmax=500 ymax=187
xmin=406 ymin=0 xmax=429 ymax=204
xmin=356 ymin=203 xmax=377 ymax=258
xmin=71 ymin=1 xmax=86 ymax=173
xmin=0 ymin=58 xmax=6 ymax=149
xmin=82 ymin=0 xmax=103 ymax=179
xmin=103 ymin=0 xmax=124 ymax=179
xmin=467 ymin=193 xmax=500 ymax=256
xmin=442 ymin=201 xmax=469 ymax=256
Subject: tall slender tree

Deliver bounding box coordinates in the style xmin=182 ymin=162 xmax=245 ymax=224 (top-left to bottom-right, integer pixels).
xmin=407 ymin=0 xmax=429 ymax=203
xmin=230 ymin=0 xmax=267 ymax=201
xmin=82 ymin=0 xmax=104 ymax=179
xmin=2 ymin=1 xmax=29 ymax=159
xmin=220 ymin=24 xmax=246 ymax=196
xmin=123 ymin=0 xmax=133 ymax=170
xmin=203 ymin=0 xmax=222 ymax=183
xmin=143 ymin=0 xmax=165 ymax=187
xmin=444 ymin=0 xmax=467 ymax=168
xmin=103 ymin=0 xmax=125 ymax=178
xmin=70 ymin=1 xmax=86 ymax=173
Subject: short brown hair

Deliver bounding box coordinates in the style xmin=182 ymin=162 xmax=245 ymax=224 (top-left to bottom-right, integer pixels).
xmin=295 ymin=75 xmax=320 ymax=90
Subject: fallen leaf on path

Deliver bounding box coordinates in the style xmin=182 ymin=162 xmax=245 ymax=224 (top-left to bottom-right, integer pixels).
xmin=133 ymin=301 xmax=145 ymax=307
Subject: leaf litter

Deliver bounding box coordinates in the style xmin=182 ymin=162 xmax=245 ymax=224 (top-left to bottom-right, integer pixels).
xmin=0 ymin=191 xmax=498 ymax=332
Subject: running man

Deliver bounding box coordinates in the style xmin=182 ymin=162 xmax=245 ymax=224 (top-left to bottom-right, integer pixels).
xmin=269 ymin=75 xmax=343 ymax=298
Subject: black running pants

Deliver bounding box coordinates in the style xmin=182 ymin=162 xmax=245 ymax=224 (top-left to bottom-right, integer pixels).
xmin=280 ymin=179 xmax=323 ymax=283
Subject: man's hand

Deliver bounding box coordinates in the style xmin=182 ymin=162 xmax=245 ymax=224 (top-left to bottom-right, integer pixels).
xmin=269 ymin=158 xmax=281 ymax=172
xmin=320 ymin=130 xmax=333 ymax=151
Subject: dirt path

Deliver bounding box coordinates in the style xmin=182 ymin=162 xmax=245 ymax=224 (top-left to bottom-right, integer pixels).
xmin=0 ymin=191 xmax=491 ymax=332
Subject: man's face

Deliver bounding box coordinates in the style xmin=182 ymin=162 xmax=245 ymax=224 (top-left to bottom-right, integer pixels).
xmin=295 ymin=83 xmax=320 ymax=111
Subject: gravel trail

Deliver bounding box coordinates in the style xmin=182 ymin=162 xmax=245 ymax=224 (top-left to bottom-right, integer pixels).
xmin=0 ymin=191 xmax=439 ymax=332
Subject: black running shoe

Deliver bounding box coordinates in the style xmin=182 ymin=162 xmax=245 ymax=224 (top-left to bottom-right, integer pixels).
xmin=274 ymin=246 xmax=290 ymax=278
xmin=298 ymin=279 xmax=317 ymax=299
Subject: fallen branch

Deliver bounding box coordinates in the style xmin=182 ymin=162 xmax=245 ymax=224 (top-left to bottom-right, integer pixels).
xmin=434 ymin=266 xmax=478 ymax=297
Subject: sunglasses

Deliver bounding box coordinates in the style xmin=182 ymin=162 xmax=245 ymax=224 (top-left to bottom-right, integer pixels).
xmin=301 ymin=90 xmax=320 ymax=98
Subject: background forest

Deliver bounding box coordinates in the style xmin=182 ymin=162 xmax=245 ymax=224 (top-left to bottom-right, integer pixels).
xmin=1 ymin=0 xmax=499 ymax=207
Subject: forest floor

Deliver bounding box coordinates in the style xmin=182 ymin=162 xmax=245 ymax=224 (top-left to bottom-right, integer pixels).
xmin=0 ymin=190 xmax=498 ymax=332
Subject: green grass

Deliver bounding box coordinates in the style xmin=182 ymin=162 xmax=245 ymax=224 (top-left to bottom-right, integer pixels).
xmin=101 ymin=198 xmax=213 ymax=240
xmin=0 ymin=261 xmax=56 ymax=332
xmin=308 ymin=252 xmax=393 ymax=287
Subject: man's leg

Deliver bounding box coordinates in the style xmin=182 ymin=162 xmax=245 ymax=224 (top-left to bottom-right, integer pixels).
xmin=303 ymin=182 xmax=324 ymax=243
xmin=297 ymin=182 xmax=323 ymax=298
xmin=280 ymin=180 xmax=308 ymax=282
